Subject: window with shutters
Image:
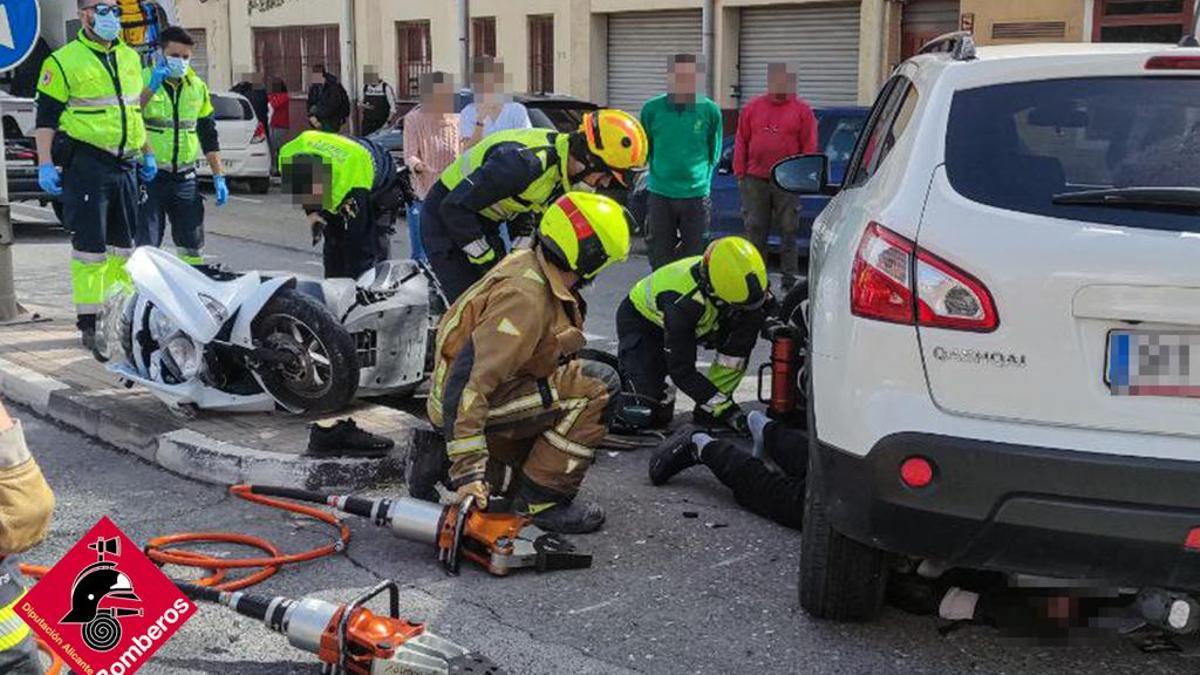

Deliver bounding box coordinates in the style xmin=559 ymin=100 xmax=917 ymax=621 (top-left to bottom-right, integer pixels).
xmin=528 ymin=15 xmax=555 ymax=93
xmin=473 ymin=17 xmax=497 ymax=58
xmin=253 ymin=26 xmax=340 ymax=94
xmin=397 ymin=21 xmax=433 ymax=98
xmin=1094 ymin=0 xmax=1196 ymax=42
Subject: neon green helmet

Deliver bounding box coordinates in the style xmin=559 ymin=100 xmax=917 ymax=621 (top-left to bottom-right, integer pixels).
xmin=538 ymin=192 xmax=632 ymax=281
xmin=701 ymin=237 xmax=768 ymax=308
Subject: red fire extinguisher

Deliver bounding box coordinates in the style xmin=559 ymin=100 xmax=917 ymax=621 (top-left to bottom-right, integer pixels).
xmin=758 ymin=324 xmax=802 ymax=417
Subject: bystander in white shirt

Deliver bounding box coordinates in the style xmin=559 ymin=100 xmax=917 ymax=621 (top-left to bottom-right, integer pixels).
xmin=459 ymin=99 xmax=532 ymax=151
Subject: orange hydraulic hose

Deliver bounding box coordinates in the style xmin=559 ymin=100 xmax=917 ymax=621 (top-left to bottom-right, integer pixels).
xmin=19 ymin=483 xmax=350 ymax=670
xmin=143 ymin=484 xmax=351 ymax=591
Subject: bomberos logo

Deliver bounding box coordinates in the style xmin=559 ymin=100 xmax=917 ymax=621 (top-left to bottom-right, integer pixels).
xmin=17 ymin=516 xmax=195 ymax=675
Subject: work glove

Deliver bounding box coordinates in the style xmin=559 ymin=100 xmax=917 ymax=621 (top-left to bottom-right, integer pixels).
xmin=462 ymin=238 xmax=497 ymax=267
xmin=37 ymin=164 xmax=62 ymax=196
xmin=716 ymin=403 xmax=750 ymax=435
xmin=213 ymin=175 xmax=229 ymax=206
xmin=308 ymin=212 xmax=328 ymax=246
xmin=454 ymin=479 xmax=490 ymax=510
xmin=140 ymin=153 xmax=158 ymax=183
xmin=147 ymin=63 xmax=170 ymax=94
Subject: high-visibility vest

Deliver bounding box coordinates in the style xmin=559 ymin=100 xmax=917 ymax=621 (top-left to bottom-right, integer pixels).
xmin=437 ymin=128 xmax=572 ymax=222
xmin=0 ymin=558 xmax=31 ymax=652
xmin=143 ymin=67 xmax=213 ymax=172
xmin=38 ymin=32 xmax=146 ymax=158
xmin=629 ymin=256 xmax=720 ymax=338
xmin=278 ymin=130 xmax=376 ymax=211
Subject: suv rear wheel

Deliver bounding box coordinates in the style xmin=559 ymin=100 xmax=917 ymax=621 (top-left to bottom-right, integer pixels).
xmin=799 ymin=362 xmax=890 ymax=621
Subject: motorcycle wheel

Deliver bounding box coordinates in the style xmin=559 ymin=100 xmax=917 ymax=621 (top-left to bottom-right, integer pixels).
xmin=252 ymin=290 xmax=359 ymax=413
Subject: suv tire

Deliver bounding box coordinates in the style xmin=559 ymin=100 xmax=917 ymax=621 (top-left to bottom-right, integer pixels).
xmin=799 ymin=359 xmax=890 ymax=621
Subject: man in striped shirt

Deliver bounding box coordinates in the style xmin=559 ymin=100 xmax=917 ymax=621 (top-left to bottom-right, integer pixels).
xmin=402 ymin=72 xmax=460 ymax=262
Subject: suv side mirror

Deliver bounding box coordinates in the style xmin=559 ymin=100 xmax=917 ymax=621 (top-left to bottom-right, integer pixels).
xmin=772 ymin=154 xmax=829 ymax=194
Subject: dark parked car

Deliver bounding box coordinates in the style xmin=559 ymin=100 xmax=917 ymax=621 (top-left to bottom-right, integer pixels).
xmin=628 ymin=106 xmax=867 ymax=258
xmin=365 ymin=93 xmax=599 ymax=162
xmin=711 ymin=106 xmax=868 ymax=256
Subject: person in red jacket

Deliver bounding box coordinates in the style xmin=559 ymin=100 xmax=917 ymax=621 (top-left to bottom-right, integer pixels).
xmin=733 ymin=62 xmax=818 ymax=292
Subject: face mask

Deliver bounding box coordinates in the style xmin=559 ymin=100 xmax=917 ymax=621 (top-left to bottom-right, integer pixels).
xmin=92 ymin=10 xmax=122 ymax=42
xmin=166 ymin=56 xmax=189 ymax=78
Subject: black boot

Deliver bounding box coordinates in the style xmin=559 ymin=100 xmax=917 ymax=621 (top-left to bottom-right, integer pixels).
xmin=648 ymin=425 xmax=700 ymax=486
xmin=307 ymin=418 xmax=395 ymax=458
xmin=407 ymin=436 xmax=450 ymax=502
xmin=513 ymin=481 xmax=605 ymax=534
xmin=78 ymin=314 xmax=97 ymax=352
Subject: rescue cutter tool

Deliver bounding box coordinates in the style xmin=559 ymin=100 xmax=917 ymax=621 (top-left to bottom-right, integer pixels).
xmin=180 ymin=580 xmax=505 ymax=675
xmin=245 ymin=485 xmax=593 ymax=576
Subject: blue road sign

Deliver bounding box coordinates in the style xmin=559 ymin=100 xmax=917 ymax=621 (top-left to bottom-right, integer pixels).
xmin=0 ymin=0 xmax=40 ymax=73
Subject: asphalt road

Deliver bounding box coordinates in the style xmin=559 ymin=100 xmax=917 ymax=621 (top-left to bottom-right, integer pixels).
xmin=6 ymin=193 xmax=1199 ymax=674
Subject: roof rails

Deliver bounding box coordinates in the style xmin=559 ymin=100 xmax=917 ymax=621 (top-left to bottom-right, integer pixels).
xmin=917 ymin=31 xmax=977 ymax=61
xmin=1183 ymin=0 xmax=1200 ymax=45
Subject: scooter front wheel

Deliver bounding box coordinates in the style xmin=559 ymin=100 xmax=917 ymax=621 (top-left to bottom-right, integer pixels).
xmin=251 ymin=290 xmax=359 ymax=413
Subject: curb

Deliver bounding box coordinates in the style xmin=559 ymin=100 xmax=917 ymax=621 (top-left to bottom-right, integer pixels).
xmin=0 ymin=356 xmax=430 ymax=491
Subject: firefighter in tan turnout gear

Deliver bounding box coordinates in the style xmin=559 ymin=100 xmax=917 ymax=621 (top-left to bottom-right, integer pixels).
xmin=427 ymin=192 xmax=632 ymax=534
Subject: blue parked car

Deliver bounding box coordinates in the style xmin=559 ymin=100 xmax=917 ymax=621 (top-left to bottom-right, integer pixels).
xmin=709 ymin=106 xmax=868 ymax=261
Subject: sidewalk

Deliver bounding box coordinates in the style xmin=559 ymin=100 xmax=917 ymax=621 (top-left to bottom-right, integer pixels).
xmin=0 ymin=303 xmax=433 ymax=490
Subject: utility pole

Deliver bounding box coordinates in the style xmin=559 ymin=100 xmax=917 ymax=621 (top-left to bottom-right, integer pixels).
xmin=701 ymin=0 xmax=715 ymax=99
xmin=343 ymin=0 xmax=358 ymax=132
xmin=0 ymin=103 xmax=22 ymax=323
xmin=458 ymin=0 xmax=470 ymax=86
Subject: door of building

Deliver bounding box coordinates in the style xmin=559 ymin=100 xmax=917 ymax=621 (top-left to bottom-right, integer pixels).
xmin=738 ymin=2 xmax=863 ymax=107
xmin=901 ymin=0 xmax=961 ymax=60
xmin=606 ymin=9 xmax=703 ymax=113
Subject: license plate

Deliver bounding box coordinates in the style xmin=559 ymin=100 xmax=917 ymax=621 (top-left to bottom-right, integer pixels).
xmin=1106 ymin=331 xmax=1200 ymax=397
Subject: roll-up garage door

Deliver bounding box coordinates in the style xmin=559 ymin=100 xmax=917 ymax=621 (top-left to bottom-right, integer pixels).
xmin=189 ymin=28 xmax=210 ymax=83
xmin=738 ymin=3 xmax=861 ymax=107
xmin=607 ymin=10 xmax=702 ymax=113
xmin=901 ymin=0 xmax=960 ymax=58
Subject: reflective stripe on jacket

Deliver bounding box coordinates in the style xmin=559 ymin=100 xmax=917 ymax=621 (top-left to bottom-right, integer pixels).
xmin=143 ymin=67 xmax=214 ymax=171
xmin=629 ymin=256 xmax=719 ymax=337
xmin=438 ymin=128 xmax=571 ymax=222
xmin=37 ymin=32 xmax=146 ymax=158
xmin=428 ymin=249 xmax=587 ymax=475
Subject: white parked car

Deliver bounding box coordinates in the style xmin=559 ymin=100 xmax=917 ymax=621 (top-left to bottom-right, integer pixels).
xmin=196 ymin=91 xmax=271 ymax=194
xmin=774 ymin=35 xmax=1200 ymax=628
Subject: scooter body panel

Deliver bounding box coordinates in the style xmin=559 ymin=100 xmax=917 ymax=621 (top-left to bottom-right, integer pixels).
xmin=125 ymin=247 xmax=261 ymax=344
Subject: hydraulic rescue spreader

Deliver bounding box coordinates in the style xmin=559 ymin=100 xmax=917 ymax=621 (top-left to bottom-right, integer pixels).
xmin=243 ymin=485 xmax=593 ymax=576
xmin=179 ymin=579 xmax=505 ymax=675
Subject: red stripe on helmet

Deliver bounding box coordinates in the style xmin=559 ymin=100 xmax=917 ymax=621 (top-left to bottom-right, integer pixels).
xmin=558 ymin=195 xmax=595 ymax=239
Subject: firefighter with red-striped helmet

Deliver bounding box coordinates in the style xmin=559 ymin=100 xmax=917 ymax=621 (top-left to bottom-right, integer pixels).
xmin=422 ymin=192 xmax=632 ymax=534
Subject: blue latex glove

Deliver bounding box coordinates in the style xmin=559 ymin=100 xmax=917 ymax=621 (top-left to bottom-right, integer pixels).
xmin=37 ymin=164 xmax=62 ymax=196
xmin=148 ymin=64 xmax=170 ymax=94
xmin=213 ymin=175 xmax=229 ymax=206
xmin=140 ymin=153 xmax=158 ymax=183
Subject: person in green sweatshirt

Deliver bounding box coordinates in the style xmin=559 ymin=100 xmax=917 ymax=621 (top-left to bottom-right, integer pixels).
xmin=639 ymin=53 xmax=724 ymax=270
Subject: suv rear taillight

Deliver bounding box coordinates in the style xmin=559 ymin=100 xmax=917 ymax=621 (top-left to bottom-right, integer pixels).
xmin=851 ymin=222 xmax=998 ymax=332
xmin=251 ymin=122 xmax=267 ymax=144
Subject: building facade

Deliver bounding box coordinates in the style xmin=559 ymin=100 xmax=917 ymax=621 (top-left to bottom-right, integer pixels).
xmin=175 ymin=0 xmax=1197 ymax=116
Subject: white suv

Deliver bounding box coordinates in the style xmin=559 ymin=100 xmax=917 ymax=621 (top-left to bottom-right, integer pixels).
xmin=773 ymin=35 xmax=1200 ymax=624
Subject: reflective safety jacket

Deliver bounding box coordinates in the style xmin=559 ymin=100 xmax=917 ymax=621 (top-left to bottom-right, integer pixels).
xmin=142 ymin=67 xmax=215 ymax=172
xmin=37 ymin=32 xmax=146 ymax=158
xmin=435 ymin=128 xmax=572 ymax=249
xmin=428 ymin=249 xmax=588 ymax=477
xmin=628 ymin=256 xmax=764 ymax=413
xmin=279 ymin=130 xmax=383 ymax=212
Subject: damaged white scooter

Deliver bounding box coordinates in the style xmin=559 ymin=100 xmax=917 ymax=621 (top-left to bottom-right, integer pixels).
xmin=93 ymin=247 xmax=430 ymax=417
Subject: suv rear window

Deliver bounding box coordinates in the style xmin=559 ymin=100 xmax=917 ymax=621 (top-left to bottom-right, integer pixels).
xmin=946 ymin=77 xmax=1200 ymax=231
